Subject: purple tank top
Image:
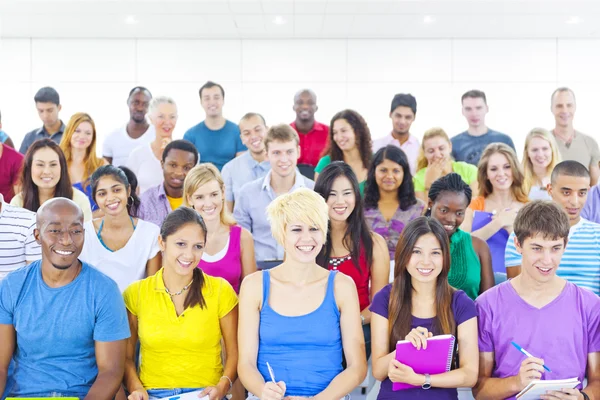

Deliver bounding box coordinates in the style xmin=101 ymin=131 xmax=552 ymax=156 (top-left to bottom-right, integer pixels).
xmin=198 ymin=225 xmax=243 ymax=293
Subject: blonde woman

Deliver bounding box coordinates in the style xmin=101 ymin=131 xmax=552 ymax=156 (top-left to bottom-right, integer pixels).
xmin=462 ymin=143 xmax=528 ymax=282
xmin=59 ymin=112 xmax=107 ymax=211
xmin=521 ymin=128 xmax=561 ymax=200
xmin=413 ymin=127 xmax=478 ymax=202
xmin=127 ymin=96 xmax=178 ymax=193
xmin=183 ymin=163 xmax=256 ymax=293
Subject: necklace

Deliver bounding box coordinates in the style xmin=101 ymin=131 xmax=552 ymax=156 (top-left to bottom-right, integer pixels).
xmin=164 ymin=278 xmax=194 ymax=296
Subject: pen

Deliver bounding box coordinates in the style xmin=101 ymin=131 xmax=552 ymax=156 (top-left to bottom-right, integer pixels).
xmin=511 ymin=341 xmax=552 ymax=372
xmin=266 ymin=361 xmax=276 ymax=383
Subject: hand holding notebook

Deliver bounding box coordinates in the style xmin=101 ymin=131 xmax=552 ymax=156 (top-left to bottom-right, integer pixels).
xmin=516 ymin=377 xmax=580 ymax=399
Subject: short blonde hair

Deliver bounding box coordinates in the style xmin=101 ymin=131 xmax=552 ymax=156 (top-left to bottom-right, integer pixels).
xmin=267 ymin=188 xmax=329 ymax=247
xmin=264 ymin=124 xmax=300 ymax=152
xmin=521 ymin=128 xmax=561 ymax=195
xmin=416 ymin=127 xmax=451 ymax=171
xmin=182 ymin=163 xmax=236 ymax=226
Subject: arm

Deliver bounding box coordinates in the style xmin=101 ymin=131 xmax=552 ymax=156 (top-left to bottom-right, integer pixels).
xmin=222 ymin=164 xmax=235 ymax=214
xmin=233 ymin=193 xmax=252 ymax=232
xmin=581 ymin=352 xmax=600 ymax=399
xmin=473 ymin=352 xmax=520 ymax=400
xmin=123 ymin=311 xmax=146 ymax=398
xmin=591 ymin=164 xmax=600 ymax=187
xmin=240 ymin=228 xmax=257 ymax=282
xmin=505 ymin=233 xmax=522 ymax=279
xmin=506 ymin=266 xmax=521 ymax=279
xmin=470 ymin=180 xmax=480 ymax=200
xmin=314 ymin=171 xmax=320 ymax=181
xmin=4 ymin=137 xmax=15 ymax=148
xmin=364 ymin=233 xmax=390 ymax=324
xmin=313 ymin=274 xmax=367 ymax=400
xmin=145 ymin=252 xmax=161 ymax=277
xmin=371 ymin=312 xmax=396 ymax=381
xmin=472 ymin=236 xmax=494 ymax=294
xmin=85 ymin=339 xmax=127 ymax=400
xmin=471 ymin=215 xmax=505 ymax=241
xmin=226 ymin=201 xmax=234 ymax=214
xmin=0 ymin=324 xmax=15 ymax=395
xmin=209 ymin=306 xmax=239 ymax=398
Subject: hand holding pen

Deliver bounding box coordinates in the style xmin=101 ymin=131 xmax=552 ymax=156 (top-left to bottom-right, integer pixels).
xmin=511 ymin=342 xmax=551 ymax=390
xmin=261 ymin=362 xmax=286 ymax=400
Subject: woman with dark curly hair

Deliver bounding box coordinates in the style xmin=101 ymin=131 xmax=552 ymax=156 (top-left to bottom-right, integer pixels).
xmin=314 ymin=109 xmax=373 ymax=195
xmin=364 ymin=145 xmax=425 ymax=258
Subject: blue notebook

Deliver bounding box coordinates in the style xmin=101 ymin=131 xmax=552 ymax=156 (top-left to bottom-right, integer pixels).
xmin=393 ymin=334 xmax=456 ymax=391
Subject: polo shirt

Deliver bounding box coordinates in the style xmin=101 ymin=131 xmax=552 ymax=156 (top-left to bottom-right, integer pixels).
xmin=0 ymin=144 xmax=24 ymax=203
xmin=372 ymin=133 xmax=420 ymax=175
xmin=19 ymin=121 xmax=65 ymax=155
xmin=123 ymin=269 xmax=238 ymax=389
xmin=183 ymin=120 xmax=245 ymax=171
xmin=290 ymin=121 xmax=329 ymax=167
xmin=505 ymin=218 xmax=600 ymax=295
xmin=553 ymin=130 xmax=600 ymax=170
xmin=0 ymin=196 xmax=41 ymax=280
xmin=221 ymin=151 xmax=271 ymax=203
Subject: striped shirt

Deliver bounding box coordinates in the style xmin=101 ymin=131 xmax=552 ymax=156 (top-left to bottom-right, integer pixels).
xmin=0 ymin=200 xmax=41 ymax=280
xmin=505 ymin=218 xmax=600 ymax=295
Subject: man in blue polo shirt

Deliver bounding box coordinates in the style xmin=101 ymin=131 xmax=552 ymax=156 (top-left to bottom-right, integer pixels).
xmin=183 ymin=81 xmax=246 ymax=171
xmin=505 ymin=160 xmax=600 ymax=295
xmin=19 ymin=87 xmax=65 ymax=155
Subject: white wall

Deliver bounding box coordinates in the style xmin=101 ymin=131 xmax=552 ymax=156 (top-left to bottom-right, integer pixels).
xmin=1 ymin=37 xmax=600 ymax=159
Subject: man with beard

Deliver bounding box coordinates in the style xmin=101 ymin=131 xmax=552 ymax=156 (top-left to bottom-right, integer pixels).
xmin=103 ymin=86 xmax=155 ymax=166
xmin=0 ymin=198 xmax=130 ymax=399
xmin=138 ymin=140 xmax=199 ymax=227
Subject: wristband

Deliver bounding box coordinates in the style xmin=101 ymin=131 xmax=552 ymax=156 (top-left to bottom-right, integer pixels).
xmin=220 ymin=375 xmax=233 ymax=391
xmin=581 ymin=391 xmax=589 ymax=400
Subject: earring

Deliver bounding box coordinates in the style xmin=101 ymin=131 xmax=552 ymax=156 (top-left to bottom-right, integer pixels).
xmin=127 ymin=196 xmax=134 ymax=206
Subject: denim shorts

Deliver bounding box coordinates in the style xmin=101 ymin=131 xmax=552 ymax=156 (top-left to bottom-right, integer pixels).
xmin=147 ymin=387 xmax=203 ymax=400
xmin=8 ymin=392 xmax=84 ymax=398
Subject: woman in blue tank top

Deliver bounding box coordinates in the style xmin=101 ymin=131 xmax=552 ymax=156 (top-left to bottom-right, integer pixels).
xmin=238 ymin=188 xmax=367 ymax=399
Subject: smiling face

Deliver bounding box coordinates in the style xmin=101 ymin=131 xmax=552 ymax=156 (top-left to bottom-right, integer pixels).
xmin=187 ymin=179 xmax=223 ymax=223
xmin=406 ymin=232 xmax=444 ymax=283
xmin=293 ymin=91 xmax=317 ymax=122
xmin=70 ymin=121 xmax=94 ymax=151
xmin=151 ymin=102 xmax=178 ymax=138
xmin=267 ymin=139 xmax=300 ymax=179
xmin=375 ymin=158 xmax=404 ymax=194
xmin=128 ymin=90 xmax=151 ymax=124
xmin=424 ymin=135 xmax=452 ymax=165
xmin=162 ymin=149 xmax=197 ymax=194
xmin=429 ymin=191 xmax=470 ymax=236
xmin=548 ymin=174 xmax=589 ymax=225
xmin=239 ymin=115 xmax=267 ymax=155
xmin=390 ymin=106 xmax=415 ymax=136
xmin=332 ymin=118 xmax=357 ymax=152
xmin=31 ymin=147 xmax=61 ymax=190
xmin=326 ymin=176 xmax=356 ymax=223
xmin=283 ymin=221 xmax=324 ymax=264
xmin=551 ymin=90 xmax=576 ymax=128
xmin=201 ymin=86 xmax=224 ymax=118
xmin=486 ymin=152 xmax=513 ymax=191
xmin=159 ymin=222 xmax=206 ymax=277
xmin=516 ymin=233 xmax=565 ymax=282
xmin=527 ymin=136 xmax=553 ymax=170
xmin=94 ymin=176 xmax=130 ymax=216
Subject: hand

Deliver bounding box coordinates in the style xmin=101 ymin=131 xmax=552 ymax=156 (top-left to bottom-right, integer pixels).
xmin=160 ymin=138 xmax=172 ymax=150
xmin=493 ymin=208 xmax=518 ymax=229
xmin=127 ymin=389 xmax=149 ymax=400
xmin=388 ymin=358 xmax=421 ymax=385
xmin=283 ymin=397 xmax=306 ymax=400
xmin=405 ymin=326 xmax=433 ymax=350
xmin=199 ymin=386 xmax=224 ymax=400
xmin=261 ymin=381 xmax=286 ymax=400
xmin=541 ymin=388 xmax=584 ymax=400
xmin=516 ymin=356 xmax=546 ymax=390
xmin=424 ymin=158 xmax=447 ymax=189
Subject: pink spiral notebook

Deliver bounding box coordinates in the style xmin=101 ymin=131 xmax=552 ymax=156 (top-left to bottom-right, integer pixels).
xmin=393 ymin=334 xmax=456 ymax=391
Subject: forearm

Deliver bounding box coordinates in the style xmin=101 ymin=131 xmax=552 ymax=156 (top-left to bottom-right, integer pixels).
xmin=372 ymin=352 xmax=395 ymax=381
xmin=425 ymin=367 xmax=478 ymax=389
xmin=85 ymin=369 xmax=124 ymax=400
xmin=0 ymin=370 xmax=7 ymax=397
xmin=472 ymin=219 xmax=504 ymax=241
xmin=238 ymin=362 xmax=268 ymax=396
xmin=124 ymin=360 xmax=144 ymax=393
xmin=314 ymin=362 xmax=366 ymax=400
xmin=583 ymin=380 xmax=600 ymax=400
xmin=220 ymin=351 xmax=238 ymax=393
xmin=473 ymin=375 xmax=520 ymax=400
xmin=360 ymin=308 xmax=371 ymax=324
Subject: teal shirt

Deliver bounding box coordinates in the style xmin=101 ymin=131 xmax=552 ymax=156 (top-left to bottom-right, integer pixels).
xmin=448 ymin=228 xmax=481 ymax=300
xmin=315 ymin=155 xmax=366 ymax=195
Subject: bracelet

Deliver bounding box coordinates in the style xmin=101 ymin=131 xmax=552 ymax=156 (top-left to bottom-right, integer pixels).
xmin=581 ymin=391 xmax=589 ymax=400
xmin=220 ymin=375 xmax=233 ymax=391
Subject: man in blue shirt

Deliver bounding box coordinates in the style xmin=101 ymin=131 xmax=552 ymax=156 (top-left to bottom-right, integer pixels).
xmin=183 ymin=81 xmax=246 ymax=170
xmin=222 ymin=112 xmax=271 ymax=212
xmin=451 ymin=89 xmax=515 ymax=165
xmin=19 ymin=87 xmax=65 ymax=155
xmin=0 ymin=198 xmax=130 ymax=399
xmin=234 ymin=124 xmax=314 ymax=265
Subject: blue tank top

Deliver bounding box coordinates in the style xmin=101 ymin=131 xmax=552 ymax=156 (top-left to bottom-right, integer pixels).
xmin=257 ymin=270 xmax=343 ymax=397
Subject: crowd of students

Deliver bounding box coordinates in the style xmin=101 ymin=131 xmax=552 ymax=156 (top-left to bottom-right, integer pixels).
xmin=0 ymin=81 xmax=599 ymax=400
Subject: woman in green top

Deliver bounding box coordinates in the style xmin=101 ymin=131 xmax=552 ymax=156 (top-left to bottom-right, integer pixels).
xmin=427 ymin=173 xmax=494 ymax=299
xmin=414 ymin=127 xmax=479 ymax=203
xmin=314 ymin=109 xmax=372 ymax=195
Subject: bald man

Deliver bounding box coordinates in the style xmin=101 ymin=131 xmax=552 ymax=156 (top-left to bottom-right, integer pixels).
xmin=0 ymin=198 xmax=130 ymax=399
xmin=290 ymin=89 xmax=329 ymax=174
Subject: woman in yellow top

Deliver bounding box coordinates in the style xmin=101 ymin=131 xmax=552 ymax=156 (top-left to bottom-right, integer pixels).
xmin=124 ymin=207 xmax=239 ymax=400
xmin=413 ymin=128 xmax=478 ymax=203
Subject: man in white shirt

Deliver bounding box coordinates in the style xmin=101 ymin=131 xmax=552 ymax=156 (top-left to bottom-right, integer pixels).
xmin=103 ymin=87 xmax=155 ymax=166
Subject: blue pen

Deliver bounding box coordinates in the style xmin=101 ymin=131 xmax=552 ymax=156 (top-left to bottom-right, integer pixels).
xmin=511 ymin=341 xmax=551 ymax=372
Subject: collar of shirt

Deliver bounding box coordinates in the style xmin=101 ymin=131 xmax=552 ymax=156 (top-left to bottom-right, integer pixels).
xmin=569 ymin=217 xmax=589 ymax=239
xmin=291 ymin=121 xmax=328 ymax=135
xmin=261 ymin=169 xmax=306 ymax=192
xmin=242 ymin=151 xmax=270 ymax=171
xmin=157 ymin=183 xmax=168 ymax=199
xmin=37 ymin=121 xmax=66 ymax=136
xmin=388 ymin=131 xmax=419 ymax=147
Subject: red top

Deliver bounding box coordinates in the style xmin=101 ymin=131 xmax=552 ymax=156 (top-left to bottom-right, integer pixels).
xmin=0 ymin=144 xmax=24 ymax=203
xmin=290 ymin=121 xmax=329 ymax=167
xmin=327 ymin=249 xmax=371 ymax=311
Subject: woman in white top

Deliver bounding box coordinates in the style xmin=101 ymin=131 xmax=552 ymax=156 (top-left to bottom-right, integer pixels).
xmin=521 ymin=128 xmax=561 ymax=201
xmin=127 ymin=96 xmax=178 ymax=193
xmin=11 ymin=138 xmax=92 ymax=221
xmin=79 ymin=165 xmax=161 ymax=292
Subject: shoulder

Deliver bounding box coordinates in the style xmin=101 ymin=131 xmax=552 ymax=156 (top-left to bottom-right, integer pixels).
xmin=72 ymin=187 xmax=88 ymax=202
xmin=3 ymin=260 xmax=40 ymax=286
xmin=238 ymin=178 xmax=263 ymax=198
xmin=140 ymin=185 xmax=160 ymax=200
xmin=450 ymin=132 xmax=468 ymax=143
xmin=224 ymin=120 xmax=240 ymax=132
xmin=23 ymin=129 xmax=38 ymax=138
xmin=184 ymin=122 xmax=204 ymax=134
xmin=470 ymin=234 xmax=487 ymax=250
xmin=475 ymin=282 xmax=506 ymax=310
xmin=137 ymin=219 xmax=160 ymax=233
xmin=469 ymin=196 xmax=485 ymax=210
xmin=569 ymin=282 xmax=600 ymax=313
xmin=2 ymin=203 xmax=36 ymax=224
xmin=372 ymin=283 xmax=392 ymax=304
xmin=453 ymin=161 xmax=477 ymax=173
xmin=204 ymin=273 xmax=235 ymax=294
xmin=240 ymin=226 xmax=253 ymax=241
xmin=10 ymin=193 xmax=24 ymax=207
xmin=371 ymin=232 xmax=388 ymax=251
xmin=83 ymin=261 xmax=120 ymax=288
xmin=315 ymin=155 xmax=331 ymax=170
xmin=301 ymin=175 xmax=315 ymax=189
xmin=413 ymin=167 xmax=427 ymax=181
xmin=239 ymin=270 xmax=263 ymax=299
xmin=104 ymin=127 xmax=125 ymax=141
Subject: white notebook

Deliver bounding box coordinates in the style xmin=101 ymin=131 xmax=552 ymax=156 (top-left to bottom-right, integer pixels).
xmin=157 ymin=390 xmax=209 ymax=400
xmin=516 ymin=377 xmax=580 ymax=399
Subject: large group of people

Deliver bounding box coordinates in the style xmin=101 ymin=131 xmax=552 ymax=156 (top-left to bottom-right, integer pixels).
xmin=0 ymin=82 xmax=599 ymax=400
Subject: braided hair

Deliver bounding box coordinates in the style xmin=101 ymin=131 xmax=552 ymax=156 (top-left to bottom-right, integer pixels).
xmin=426 ymin=173 xmax=472 ymax=216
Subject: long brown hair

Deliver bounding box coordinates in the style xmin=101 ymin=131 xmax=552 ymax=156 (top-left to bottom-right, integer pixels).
xmin=324 ymin=109 xmax=372 ymax=170
xmin=59 ymin=112 xmax=104 ymax=184
xmin=477 ymin=143 xmax=529 ymax=203
xmin=388 ymin=217 xmax=455 ymax=351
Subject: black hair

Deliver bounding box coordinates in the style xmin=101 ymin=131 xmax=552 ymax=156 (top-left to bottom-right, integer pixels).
xmin=160 ymin=207 xmax=208 ymax=310
xmin=34 ymin=87 xmax=60 ymax=105
xmin=314 ymin=161 xmax=374 ymax=273
xmin=128 ymin=86 xmax=152 ymax=99
xmin=551 ymin=160 xmax=590 ymax=184
xmin=90 ymin=165 xmax=140 ymax=217
xmin=461 ymin=89 xmax=487 ymax=104
xmin=239 ymin=112 xmax=267 ymax=126
xmin=199 ymin=81 xmax=225 ymax=99
xmin=162 ymin=139 xmax=199 ymax=164
xmin=364 ymin=145 xmax=417 ymax=211
xmin=428 ymin=173 xmax=472 ymax=209
xmin=390 ymin=93 xmax=417 ymax=115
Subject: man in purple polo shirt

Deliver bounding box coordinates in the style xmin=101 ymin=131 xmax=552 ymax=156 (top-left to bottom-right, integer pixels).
xmin=473 ymin=201 xmax=600 ymax=400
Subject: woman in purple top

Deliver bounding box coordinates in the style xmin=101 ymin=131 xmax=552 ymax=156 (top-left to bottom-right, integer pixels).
xmin=364 ymin=145 xmax=425 ymax=258
xmin=183 ymin=163 xmax=256 ymax=293
xmin=370 ymin=217 xmax=479 ymax=400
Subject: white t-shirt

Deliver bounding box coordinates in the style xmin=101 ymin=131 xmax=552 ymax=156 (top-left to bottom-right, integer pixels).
xmin=103 ymin=124 xmax=156 ymax=167
xmin=10 ymin=187 xmax=93 ymax=222
xmin=79 ymin=219 xmax=161 ymax=292
xmin=0 ymin=200 xmax=41 ymax=279
xmin=126 ymin=143 xmax=163 ymax=194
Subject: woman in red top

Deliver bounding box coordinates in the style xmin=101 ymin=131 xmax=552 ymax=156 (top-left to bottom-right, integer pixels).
xmin=315 ymin=161 xmax=390 ymax=359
